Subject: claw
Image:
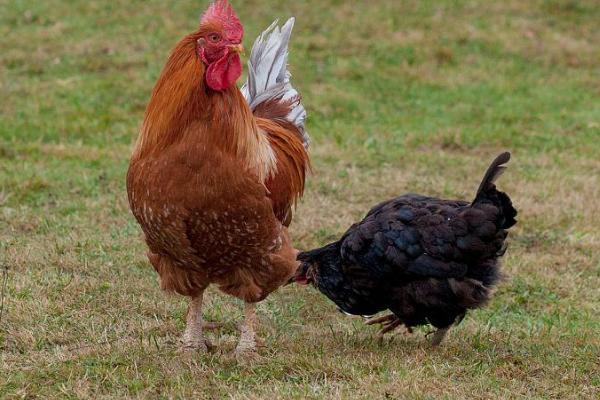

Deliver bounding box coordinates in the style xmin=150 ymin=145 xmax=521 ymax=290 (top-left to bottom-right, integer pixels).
xmin=365 ymin=314 xmax=397 ymax=326
xmin=365 ymin=313 xmax=411 ymax=340
xmin=378 ymin=319 xmax=402 ymax=335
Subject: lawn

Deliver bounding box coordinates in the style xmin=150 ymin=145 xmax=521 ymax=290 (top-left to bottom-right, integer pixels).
xmin=1 ymin=0 xmax=599 ymax=398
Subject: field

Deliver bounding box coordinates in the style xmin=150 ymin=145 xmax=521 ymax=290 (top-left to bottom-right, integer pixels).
xmin=1 ymin=0 xmax=599 ymax=398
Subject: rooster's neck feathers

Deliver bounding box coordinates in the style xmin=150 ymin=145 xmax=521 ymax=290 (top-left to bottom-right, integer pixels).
xmin=133 ymin=34 xmax=276 ymax=183
xmin=134 ymin=36 xmax=202 ymax=159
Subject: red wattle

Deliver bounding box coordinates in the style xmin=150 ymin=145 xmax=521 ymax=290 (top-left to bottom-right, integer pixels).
xmin=205 ymin=52 xmax=242 ymax=91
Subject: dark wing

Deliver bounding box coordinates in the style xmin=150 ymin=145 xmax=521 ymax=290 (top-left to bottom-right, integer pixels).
xmin=340 ymin=195 xmax=473 ymax=281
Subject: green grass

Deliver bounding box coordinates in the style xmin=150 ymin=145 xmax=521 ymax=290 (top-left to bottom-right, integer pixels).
xmin=1 ymin=0 xmax=599 ymax=398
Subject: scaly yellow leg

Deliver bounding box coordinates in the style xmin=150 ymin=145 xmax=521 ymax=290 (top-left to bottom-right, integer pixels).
xmin=235 ymin=302 xmax=259 ymax=358
xmin=181 ymin=291 xmax=210 ymax=352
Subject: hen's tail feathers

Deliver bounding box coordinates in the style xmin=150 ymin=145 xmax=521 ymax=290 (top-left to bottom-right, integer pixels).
xmin=473 ymin=151 xmax=517 ymax=229
xmin=475 ymin=152 xmax=511 ymax=198
xmin=241 ymin=18 xmax=309 ymax=148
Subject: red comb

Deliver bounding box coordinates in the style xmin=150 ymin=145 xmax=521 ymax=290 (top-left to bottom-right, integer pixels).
xmin=200 ymin=0 xmax=243 ymax=42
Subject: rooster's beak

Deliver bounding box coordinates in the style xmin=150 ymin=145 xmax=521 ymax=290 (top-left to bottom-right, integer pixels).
xmin=228 ymin=44 xmax=245 ymax=55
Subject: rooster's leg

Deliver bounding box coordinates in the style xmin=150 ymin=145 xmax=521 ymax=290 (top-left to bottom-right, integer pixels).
xmin=181 ymin=291 xmax=210 ymax=352
xmin=235 ymin=302 xmax=259 ymax=358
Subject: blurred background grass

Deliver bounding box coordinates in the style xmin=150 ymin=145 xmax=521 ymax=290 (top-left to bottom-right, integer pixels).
xmin=1 ymin=0 xmax=599 ymax=398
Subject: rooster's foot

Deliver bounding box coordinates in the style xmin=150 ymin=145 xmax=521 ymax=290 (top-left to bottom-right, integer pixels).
xmin=180 ymin=336 xmax=213 ymax=354
xmin=234 ymin=338 xmax=260 ymax=362
xmin=234 ymin=302 xmax=262 ymax=362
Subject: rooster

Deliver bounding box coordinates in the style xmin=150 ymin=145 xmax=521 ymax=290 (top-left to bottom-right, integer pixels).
xmin=127 ymin=1 xmax=309 ymax=357
xmin=294 ymin=153 xmax=516 ymax=346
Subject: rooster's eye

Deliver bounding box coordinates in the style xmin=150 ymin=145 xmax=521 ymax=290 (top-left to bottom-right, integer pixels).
xmin=207 ymin=33 xmax=221 ymax=43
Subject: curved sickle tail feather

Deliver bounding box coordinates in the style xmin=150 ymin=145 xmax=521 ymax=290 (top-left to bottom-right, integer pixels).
xmin=241 ymin=18 xmax=309 ymax=148
xmin=473 ymin=151 xmax=517 ymax=229
xmin=475 ymin=152 xmax=511 ymax=197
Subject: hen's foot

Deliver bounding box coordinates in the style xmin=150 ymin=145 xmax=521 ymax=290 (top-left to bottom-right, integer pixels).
xmin=426 ymin=327 xmax=450 ymax=347
xmin=366 ymin=314 xmax=412 ymax=340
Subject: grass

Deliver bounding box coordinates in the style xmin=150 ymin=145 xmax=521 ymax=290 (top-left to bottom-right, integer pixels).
xmin=1 ymin=0 xmax=599 ymax=398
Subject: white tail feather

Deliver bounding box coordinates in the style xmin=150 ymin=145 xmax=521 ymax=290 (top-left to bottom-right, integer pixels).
xmin=241 ymin=18 xmax=309 ymax=148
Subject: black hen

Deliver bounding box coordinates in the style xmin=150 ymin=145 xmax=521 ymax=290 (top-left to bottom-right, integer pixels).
xmin=295 ymin=153 xmax=517 ymax=345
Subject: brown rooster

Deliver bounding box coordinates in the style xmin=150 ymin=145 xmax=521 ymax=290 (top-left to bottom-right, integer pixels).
xmin=127 ymin=1 xmax=309 ymax=357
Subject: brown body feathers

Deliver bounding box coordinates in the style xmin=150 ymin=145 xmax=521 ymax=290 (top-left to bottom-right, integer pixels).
xmin=127 ymin=30 xmax=309 ymax=301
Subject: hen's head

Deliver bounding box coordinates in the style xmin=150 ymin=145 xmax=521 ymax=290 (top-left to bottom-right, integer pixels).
xmin=197 ymin=0 xmax=244 ymax=91
xmin=293 ymin=242 xmax=342 ymax=286
xmin=293 ymin=256 xmax=315 ymax=286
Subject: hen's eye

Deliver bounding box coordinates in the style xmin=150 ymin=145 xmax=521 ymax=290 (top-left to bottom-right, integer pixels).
xmin=207 ymin=33 xmax=221 ymax=43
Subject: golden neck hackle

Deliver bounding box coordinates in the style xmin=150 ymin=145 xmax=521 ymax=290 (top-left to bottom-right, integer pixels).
xmin=133 ymin=34 xmax=275 ymax=183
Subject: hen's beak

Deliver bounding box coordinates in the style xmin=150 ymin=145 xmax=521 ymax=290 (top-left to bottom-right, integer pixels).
xmin=288 ymin=261 xmax=311 ymax=286
xmin=228 ymin=43 xmax=245 ymax=55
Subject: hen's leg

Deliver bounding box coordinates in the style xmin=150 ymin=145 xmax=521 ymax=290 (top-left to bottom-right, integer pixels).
xmin=181 ymin=291 xmax=210 ymax=352
xmin=235 ymin=302 xmax=259 ymax=358
xmin=429 ymin=327 xmax=450 ymax=347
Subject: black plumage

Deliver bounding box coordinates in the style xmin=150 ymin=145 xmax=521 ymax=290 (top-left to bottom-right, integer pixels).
xmin=295 ymin=152 xmax=517 ymax=345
